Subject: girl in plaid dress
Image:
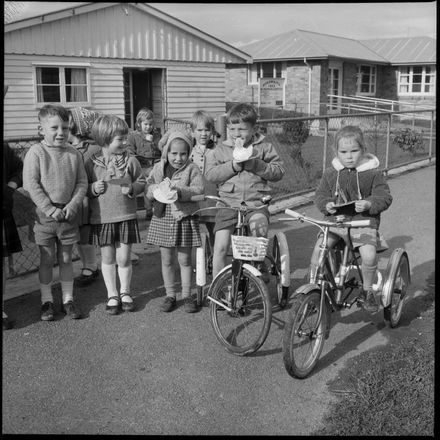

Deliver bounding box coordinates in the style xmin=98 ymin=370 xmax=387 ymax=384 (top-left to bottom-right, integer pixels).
xmin=145 ymin=130 xmax=204 ymax=313
xmin=85 ymin=115 xmax=146 ymax=315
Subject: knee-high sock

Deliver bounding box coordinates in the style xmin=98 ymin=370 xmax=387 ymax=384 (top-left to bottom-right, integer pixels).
xmin=362 ymin=262 xmax=378 ymax=291
xmin=118 ymin=265 xmax=132 ymax=296
xmin=101 ymin=262 xmax=118 ymax=298
xmin=40 ymin=282 xmax=53 ymax=304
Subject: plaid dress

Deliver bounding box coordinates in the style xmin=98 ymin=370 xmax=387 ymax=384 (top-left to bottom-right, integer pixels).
xmin=146 ymin=204 xmax=201 ymax=248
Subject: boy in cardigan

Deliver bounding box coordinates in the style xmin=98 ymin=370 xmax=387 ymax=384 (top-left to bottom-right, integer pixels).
xmin=23 ymin=104 xmax=87 ymax=321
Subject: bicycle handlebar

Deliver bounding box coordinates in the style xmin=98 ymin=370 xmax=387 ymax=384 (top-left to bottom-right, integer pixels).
xmin=191 ymin=194 xmax=271 ymax=211
xmin=284 ymin=209 xmax=371 ymax=228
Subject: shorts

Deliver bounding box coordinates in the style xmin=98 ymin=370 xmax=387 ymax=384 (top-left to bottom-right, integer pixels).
xmin=214 ymin=206 xmax=270 ymax=233
xmin=33 ymin=216 xmax=79 ymax=246
xmin=327 ymin=227 xmax=389 ymax=252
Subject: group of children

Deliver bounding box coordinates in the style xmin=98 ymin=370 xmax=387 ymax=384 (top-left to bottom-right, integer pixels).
xmin=3 ymin=101 xmax=392 ymax=329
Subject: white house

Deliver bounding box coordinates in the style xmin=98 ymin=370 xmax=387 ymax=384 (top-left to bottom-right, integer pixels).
xmin=4 ymin=2 xmax=252 ymax=138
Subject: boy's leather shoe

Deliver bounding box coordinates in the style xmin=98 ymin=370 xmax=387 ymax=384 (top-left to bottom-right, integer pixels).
xmin=62 ymin=301 xmax=82 ymax=319
xmin=184 ymin=296 xmax=198 ymax=313
xmin=161 ymin=296 xmax=176 ymax=312
xmin=41 ymin=302 xmax=55 ymax=321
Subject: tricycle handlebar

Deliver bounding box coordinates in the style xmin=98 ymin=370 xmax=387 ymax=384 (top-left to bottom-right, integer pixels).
xmin=284 ymin=209 xmax=371 ymax=228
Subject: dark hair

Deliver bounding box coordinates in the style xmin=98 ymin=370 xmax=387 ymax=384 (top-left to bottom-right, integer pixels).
xmin=38 ymin=104 xmax=70 ymax=122
xmin=91 ymin=115 xmax=129 ymax=146
xmin=226 ymin=103 xmax=258 ymax=126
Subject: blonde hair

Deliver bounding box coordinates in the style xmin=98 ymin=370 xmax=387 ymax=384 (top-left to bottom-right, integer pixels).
xmin=91 ymin=115 xmax=129 ymax=146
xmin=135 ymin=107 xmax=154 ymax=130
xmin=334 ymin=125 xmax=366 ymax=153
xmin=190 ymin=110 xmax=215 ymax=131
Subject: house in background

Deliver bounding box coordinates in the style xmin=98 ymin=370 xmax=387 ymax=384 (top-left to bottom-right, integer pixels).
xmin=225 ymin=29 xmax=436 ymax=115
xmin=4 ymin=2 xmax=251 ymax=138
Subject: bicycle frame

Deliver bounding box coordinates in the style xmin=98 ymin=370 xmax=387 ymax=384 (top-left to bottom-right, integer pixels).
xmin=211 ymin=200 xmax=267 ymax=309
xmin=284 ymin=209 xmax=371 ymax=336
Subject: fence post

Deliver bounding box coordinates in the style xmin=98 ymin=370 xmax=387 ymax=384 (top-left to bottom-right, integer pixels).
xmin=323 ymin=118 xmax=329 ymax=174
xmin=385 ymin=113 xmax=391 ymax=173
xmin=215 ymin=113 xmax=227 ymax=142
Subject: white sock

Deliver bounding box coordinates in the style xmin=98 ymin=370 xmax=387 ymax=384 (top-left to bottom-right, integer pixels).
xmin=61 ymin=280 xmax=74 ymax=304
xmin=118 ymin=265 xmax=133 ymax=300
xmin=101 ymin=262 xmax=118 ymax=298
xmin=40 ymin=282 xmax=53 ymax=304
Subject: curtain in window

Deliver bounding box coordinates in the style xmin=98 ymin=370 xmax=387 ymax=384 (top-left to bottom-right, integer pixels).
xmin=69 ymin=68 xmax=87 ymax=102
xmin=36 ymin=68 xmax=44 ymax=102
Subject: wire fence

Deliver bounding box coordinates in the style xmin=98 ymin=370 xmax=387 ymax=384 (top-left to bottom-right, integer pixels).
xmin=4 ymin=108 xmax=436 ymax=278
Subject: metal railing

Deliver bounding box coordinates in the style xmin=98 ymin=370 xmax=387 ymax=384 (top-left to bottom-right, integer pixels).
xmin=4 ymin=107 xmax=436 ymax=277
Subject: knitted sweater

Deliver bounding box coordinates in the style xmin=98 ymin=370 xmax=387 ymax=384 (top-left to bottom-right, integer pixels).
xmin=315 ymin=154 xmax=392 ymax=229
xmin=126 ymin=128 xmax=161 ymax=168
xmin=23 ymin=142 xmax=87 ymax=217
xmin=85 ymin=150 xmax=146 ymax=225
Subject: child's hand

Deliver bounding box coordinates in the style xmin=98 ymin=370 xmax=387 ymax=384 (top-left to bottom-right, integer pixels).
xmin=243 ymin=158 xmax=256 ymax=172
xmin=51 ymin=207 xmax=65 ymax=222
xmin=121 ymin=183 xmax=133 ymax=196
xmin=355 ymin=200 xmax=371 ymax=213
xmin=62 ymin=206 xmax=75 ymax=222
xmin=93 ymin=180 xmax=105 ymax=195
xmin=326 ymin=202 xmax=337 ymax=214
xmin=232 ymin=160 xmax=244 ymax=172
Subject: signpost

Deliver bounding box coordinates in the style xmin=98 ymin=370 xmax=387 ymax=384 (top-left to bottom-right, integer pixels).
xmin=258 ymin=78 xmax=285 ymax=109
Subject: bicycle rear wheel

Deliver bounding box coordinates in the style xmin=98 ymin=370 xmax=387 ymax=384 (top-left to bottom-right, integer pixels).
xmin=383 ymin=250 xmax=410 ymax=328
xmin=282 ymin=290 xmax=329 ymax=379
xmin=209 ymin=265 xmax=272 ymax=356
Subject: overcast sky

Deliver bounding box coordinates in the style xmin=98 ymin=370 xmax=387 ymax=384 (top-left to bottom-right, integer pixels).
xmin=5 ymin=2 xmax=437 ymax=47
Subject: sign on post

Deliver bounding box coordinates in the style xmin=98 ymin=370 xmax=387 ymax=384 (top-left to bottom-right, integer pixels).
xmin=258 ymin=78 xmax=285 ymax=108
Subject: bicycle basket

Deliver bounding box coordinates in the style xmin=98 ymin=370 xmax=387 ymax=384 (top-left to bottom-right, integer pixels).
xmin=231 ymin=235 xmax=269 ymax=261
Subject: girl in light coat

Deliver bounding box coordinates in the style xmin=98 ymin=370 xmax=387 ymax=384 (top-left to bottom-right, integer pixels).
xmin=145 ymin=130 xmax=204 ymax=313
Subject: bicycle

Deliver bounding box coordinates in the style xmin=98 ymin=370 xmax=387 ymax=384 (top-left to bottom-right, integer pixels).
xmin=192 ymin=194 xmax=290 ymax=356
xmin=281 ymin=209 xmax=410 ymax=379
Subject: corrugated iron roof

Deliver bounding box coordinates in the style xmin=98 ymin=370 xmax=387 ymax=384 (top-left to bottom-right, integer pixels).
xmin=240 ymin=29 xmax=389 ymax=63
xmin=360 ymin=36 xmax=436 ymax=64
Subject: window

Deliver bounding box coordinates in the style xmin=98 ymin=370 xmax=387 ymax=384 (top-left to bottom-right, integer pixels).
xmin=356 ymin=65 xmax=376 ymax=95
xmin=398 ymin=66 xmax=436 ymax=95
xmin=34 ymin=65 xmax=90 ymax=105
xmin=248 ymin=62 xmax=286 ymax=84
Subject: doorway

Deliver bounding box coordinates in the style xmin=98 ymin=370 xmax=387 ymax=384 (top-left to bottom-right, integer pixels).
xmin=328 ymin=61 xmax=343 ymax=113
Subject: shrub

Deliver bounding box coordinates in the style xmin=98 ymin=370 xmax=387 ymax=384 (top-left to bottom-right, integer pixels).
xmin=391 ymin=128 xmax=425 ymax=155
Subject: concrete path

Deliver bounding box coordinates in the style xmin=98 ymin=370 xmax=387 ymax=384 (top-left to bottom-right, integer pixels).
xmin=2 ymin=161 xmax=435 ymax=435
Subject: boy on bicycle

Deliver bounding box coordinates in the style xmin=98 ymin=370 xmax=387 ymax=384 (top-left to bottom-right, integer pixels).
xmin=205 ymin=103 xmax=285 ymax=278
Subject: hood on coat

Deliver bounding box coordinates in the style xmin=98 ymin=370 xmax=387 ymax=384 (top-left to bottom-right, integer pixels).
xmin=157 ymin=129 xmax=194 ymax=173
xmin=331 ymin=153 xmax=380 ymax=172
xmin=332 ymin=153 xmax=380 ymax=201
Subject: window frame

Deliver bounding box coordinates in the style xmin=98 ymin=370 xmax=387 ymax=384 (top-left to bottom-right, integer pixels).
xmin=32 ymin=62 xmax=91 ymax=108
xmin=248 ymin=61 xmax=286 ymax=85
xmin=356 ymin=64 xmax=376 ymax=96
xmin=398 ymin=65 xmax=436 ymax=96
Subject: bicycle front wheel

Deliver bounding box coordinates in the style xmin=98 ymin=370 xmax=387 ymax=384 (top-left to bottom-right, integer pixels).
xmin=282 ymin=290 xmax=328 ymax=379
xmin=209 ymin=265 xmax=272 ymax=356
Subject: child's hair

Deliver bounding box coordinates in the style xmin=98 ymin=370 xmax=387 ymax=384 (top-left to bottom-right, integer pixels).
xmin=135 ymin=107 xmax=154 ymax=129
xmin=91 ymin=115 xmax=129 ymax=146
xmin=190 ymin=110 xmax=216 ymax=131
xmin=38 ymin=104 xmax=70 ymax=123
xmin=334 ymin=125 xmax=366 ymax=153
xmin=226 ymin=103 xmax=258 ymax=126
